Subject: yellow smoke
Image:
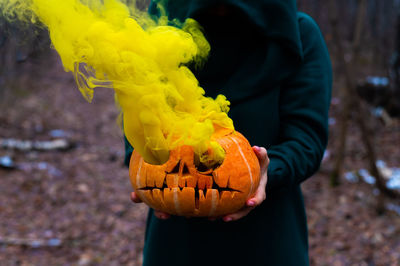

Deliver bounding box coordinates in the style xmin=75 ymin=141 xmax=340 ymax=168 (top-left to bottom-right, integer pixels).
xmin=0 ymin=0 xmax=234 ymax=165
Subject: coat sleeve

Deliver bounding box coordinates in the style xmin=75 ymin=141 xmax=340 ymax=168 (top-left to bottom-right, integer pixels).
xmin=266 ymin=13 xmax=332 ymax=192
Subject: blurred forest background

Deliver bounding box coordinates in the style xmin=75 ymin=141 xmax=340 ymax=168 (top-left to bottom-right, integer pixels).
xmin=1 ymin=0 xmax=400 ymax=265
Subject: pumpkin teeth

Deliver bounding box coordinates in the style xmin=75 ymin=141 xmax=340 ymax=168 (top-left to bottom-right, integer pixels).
xmin=142 ymin=175 xmax=241 ymax=193
xmin=166 ymin=173 xmax=179 ymax=188
xmin=182 ymin=175 xmax=197 ymax=188
xmin=130 ymin=129 xmax=261 ymax=217
xmin=155 ymin=171 xmax=166 ymax=188
xmin=197 ymin=174 xmax=213 ymax=190
xmin=138 ymin=186 xmax=242 ymax=216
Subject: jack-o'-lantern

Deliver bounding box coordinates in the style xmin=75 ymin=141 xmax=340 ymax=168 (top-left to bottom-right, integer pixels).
xmin=129 ymin=127 xmax=260 ymax=217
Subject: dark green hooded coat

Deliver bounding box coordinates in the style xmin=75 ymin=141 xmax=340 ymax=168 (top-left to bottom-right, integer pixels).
xmin=125 ymin=0 xmax=332 ymax=265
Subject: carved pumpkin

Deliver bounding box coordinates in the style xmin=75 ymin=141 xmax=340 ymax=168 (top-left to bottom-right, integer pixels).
xmin=129 ymin=127 xmax=260 ymax=217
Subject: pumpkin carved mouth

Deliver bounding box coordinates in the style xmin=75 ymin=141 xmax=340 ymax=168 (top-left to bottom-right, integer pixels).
xmin=137 ymin=158 xmax=242 ymax=210
xmin=129 ymin=128 xmax=260 ymax=217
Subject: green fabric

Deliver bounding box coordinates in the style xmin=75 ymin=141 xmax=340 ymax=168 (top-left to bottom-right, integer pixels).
xmin=149 ymin=0 xmax=303 ymax=60
xmin=124 ymin=136 xmax=134 ymax=166
xmin=124 ymin=1 xmax=332 ymax=265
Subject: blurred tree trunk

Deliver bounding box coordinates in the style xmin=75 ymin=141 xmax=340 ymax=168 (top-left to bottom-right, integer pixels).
xmin=329 ymin=0 xmax=400 ymax=201
xmin=388 ymin=10 xmax=400 ymax=119
xmin=329 ymin=0 xmax=367 ymax=186
xmin=391 ymin=12 xmax=400 ymax=95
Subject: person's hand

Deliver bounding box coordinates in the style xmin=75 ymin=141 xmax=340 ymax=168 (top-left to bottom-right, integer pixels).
xmin=130 ymin=192 xmax=171 ymax=220
xmin=219 ymin=146 xmax=269 ymax=222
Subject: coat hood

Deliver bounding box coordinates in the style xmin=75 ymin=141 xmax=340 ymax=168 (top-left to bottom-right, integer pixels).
xmin=148 ymin=0 xmax=305 ymax=107
xmin=149 ymin=0 xmax=303 ymax=60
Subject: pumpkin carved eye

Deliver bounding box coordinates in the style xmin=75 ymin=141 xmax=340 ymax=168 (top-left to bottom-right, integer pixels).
xmin=129 ymin=127 xmax=260 ymax=217
xmin=194 ymin=152 xmax=221 ymax=174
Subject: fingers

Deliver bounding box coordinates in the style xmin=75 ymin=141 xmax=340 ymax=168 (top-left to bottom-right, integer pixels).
xmin=252 ymin=146 xmax=270 ymax=170
xmin=222 ymin=169 xmax=267 ymax=222
xmin=223 ymin=190 xmax=266 ymax=222
xmin=222 ymin=198 xmax=264 ymax=222
xmin=247 ymin=186 xmax=267 ymax=207
xmin=130 ymin=192 xmax=143 ymax=203
xmin=223 ymin=207 xmax=252 ymax=222
xmin=154 ymin=210 xmax=170 ymax=220
xmin=130 ymin=192 xmax=170 ymax=220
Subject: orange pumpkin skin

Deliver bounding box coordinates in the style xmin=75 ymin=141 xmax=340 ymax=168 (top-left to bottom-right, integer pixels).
xmin=129 ymin=128 xmax=260 ymax=217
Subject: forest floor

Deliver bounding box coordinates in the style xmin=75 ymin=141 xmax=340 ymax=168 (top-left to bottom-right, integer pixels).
xmin=0 ymin=51 xmax=399 ymax=266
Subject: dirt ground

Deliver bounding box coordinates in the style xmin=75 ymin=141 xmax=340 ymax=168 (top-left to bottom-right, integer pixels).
xmin=0 ymin=51 xmax=399 ymax=266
